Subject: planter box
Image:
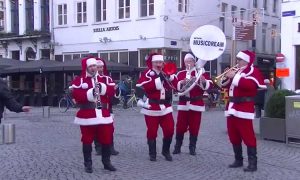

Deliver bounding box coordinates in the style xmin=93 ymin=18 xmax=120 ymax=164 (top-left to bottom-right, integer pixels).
xmin=260 ymin=117 xmax=285 ymax=142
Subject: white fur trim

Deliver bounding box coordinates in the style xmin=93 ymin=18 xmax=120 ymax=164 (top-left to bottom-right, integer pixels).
xmin=177 ymin=80 xmax=183 ymax=91
xmin=87 ymin=88 xmax=96 ymax=102
xmin=184 ymin=53 xmax=195 ymax=61
xmin=152 ymin=55 xmax=164 ymax=62
xmin=177 ymin=103 xmax=205 ymax=112
xmin=140 ymin=106 xmax=173 ymax=116
xmin=99 ymin=83 xmax=107 ymax=95
xmin=232 ymin=74 xmax=242 ymax=86
xmin=97 ymin=60 xmax=104 ymax=66
xmin=136 ymin=70 xmax=152 ymax=87
xmin=237 ymin=51 xmax=250 ymax=63
xmin=224 ymin=102 xmax=254 ymax=120
xmin=155 ymin=77 xmax=163 ymax=90
xmin=244 ymin=76 xmax=267 ymax=89
xmin=86 ymin=58 xmax=97 ymax=67
xmin=71 ymin=78 xmax=83 ymax=89
xmin=169 ymin=74 xmax=175 ymax=81
xmin=74 ymin=109 xmax=113 ymax=125
xmin=200 ymin=79 xmax=211 ymax=90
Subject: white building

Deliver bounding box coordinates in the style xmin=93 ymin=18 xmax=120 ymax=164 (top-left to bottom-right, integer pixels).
xmin=281 ymin=0 xmax=300 ymax=90
xmin=0 ymin=0 xmax=50 ymax=61
xmin=51 ymin=0 xmax=280 ymax=80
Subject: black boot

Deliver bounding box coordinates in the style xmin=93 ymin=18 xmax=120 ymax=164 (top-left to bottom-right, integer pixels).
xmin=162 ymin=138 xmax=173 ymax=161
xmin=111 ymin=141 xmax=119 ymax=156
xmin=94 ymin=139 xmax=102 ymax=156
xmin=147 ymin=139 xmax=157 ymax=161
xmin=228 ymin=145 xmax=243 ymax=168
xmin=102 ymin=145 xmax=117 ymax=171
xmin=83 ymin=144 xmax=93 ymax=173
xmin=189 ymin=135 xmax=197 ymax=156
xmin=244 ymin=147 xmax=257 ymax=172
xmin=173 ymin=134 xmax=184 ymax=154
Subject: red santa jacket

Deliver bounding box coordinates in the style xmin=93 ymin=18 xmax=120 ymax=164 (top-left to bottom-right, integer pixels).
xmin=71 ymin=74 xmax=115 ymax=125
xmin=136 ymin=69 xmax=177 ymax=116
xmin=221 ymin=65 xmax=266 ymax=120
xmin=176 ymin=68 xmax=213 ymax=112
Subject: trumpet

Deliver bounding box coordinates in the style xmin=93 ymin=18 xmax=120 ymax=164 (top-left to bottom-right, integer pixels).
xmin=215 ymin=64 xmax=240 ymax=80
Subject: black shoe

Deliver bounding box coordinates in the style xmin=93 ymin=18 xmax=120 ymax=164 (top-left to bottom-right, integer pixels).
xmin=244 ymin=147 xmax=257 ymax=172
xmin=189 ymin=135 xmax=197 ymax=156
xmin=102 ymin=145 xmax=117 ymax=171
xmin=147 ymin=139 xmax=157 ymax=161
xmin=173 ymin=134 xmax=184 ymax=154
xmin=83 ymin=144 xmax=93 ymax=173
xmin=84 ymin=162 xmax=93 ymax=173
xmin=228 ymin=145 xmax=243 ymax=168
xmin=162 ymin=138 xmax=173 ymax=161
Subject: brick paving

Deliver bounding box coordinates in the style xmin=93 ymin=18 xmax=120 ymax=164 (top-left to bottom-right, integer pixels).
xmin=0 ymin=107 xmax=300 ymax=180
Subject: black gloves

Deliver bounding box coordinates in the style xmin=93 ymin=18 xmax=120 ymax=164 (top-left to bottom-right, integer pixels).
xmin=158 ymin=73 xmax=166 ymax=82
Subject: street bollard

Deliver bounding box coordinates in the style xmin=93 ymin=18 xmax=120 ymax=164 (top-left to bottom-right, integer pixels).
xmin=43 ymin=106 xmax=50 ymax=118
xmin=4 ymin=123 xmax=16 ymax=144
xmin=0 ymin=124 xmax=4 ymax=145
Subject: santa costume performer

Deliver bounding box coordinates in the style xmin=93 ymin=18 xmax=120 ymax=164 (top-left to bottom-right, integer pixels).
xmin=136 ymin=53 xmax=177 ymax=162
xmin=221 ymin=50 xmax=266 ymax=172
xmin=71 ymin=57 xmax=116 ymax=173
xmin=93 ymin=58 xmax=119 ymax=156
xmin=173 ymin=53 xmax=213 ymax=155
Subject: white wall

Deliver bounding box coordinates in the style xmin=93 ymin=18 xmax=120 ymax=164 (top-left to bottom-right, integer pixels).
xmin=281 ymin=1 xmax=300 ymax=90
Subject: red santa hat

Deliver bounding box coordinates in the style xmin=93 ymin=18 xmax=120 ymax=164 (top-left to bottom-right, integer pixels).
xmin=146 ymin=53 xmax=164 ymax=69
xmin=81 ymin=57 xmax=97 ymax=77
xmin=184 ymin=53 xmax=196 ymax=61
xmin=96 ymin=58 xmax=108 ymax=75
xmin=236 ymin=50 xmax=255 ymax=66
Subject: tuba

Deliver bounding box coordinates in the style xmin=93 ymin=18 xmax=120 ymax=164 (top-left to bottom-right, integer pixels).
xmin=177 ymin=25 xmax=227 ymax=95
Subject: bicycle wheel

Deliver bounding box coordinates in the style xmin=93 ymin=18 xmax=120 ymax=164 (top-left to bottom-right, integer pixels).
xmin=131 ymin=98 xmax=139 ymax=111
xmin=59 ymin=97 xmax=69 ymax=113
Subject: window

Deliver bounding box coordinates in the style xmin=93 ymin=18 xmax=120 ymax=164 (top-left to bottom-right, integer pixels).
xmin=271 ymin=24 xmax=277 ymax=53
xmin=298 ymin=23 xmax=300 ymax=32
xmin=119 ymin=52 xmax=129 ymax=65
xmin=25 ymin=0 xmax=34 ymax=33
xmin=118 ymin=0 xmax=130 ymax=19
xmin=41 ymin=0 xmax=49 ymax=31
xmin=11 ymin=0 xmax=19 ymax=34
xmin=262 ymin=23 xmax=268 ymax=53
xmin=110 ymin=52 xmax=119 ymax=63
xmin=231 ymin=6 xmax=237 ymax=17
xmin=253 ymin=0 xmax=258 ymax=8
xmin=96 ymin=0 xmax=106 ymax=22
xmin=240 ymin=8 xmax=246 ymax=21
xmin=11 ymin=50 xmax=20 ymax=60
xmin=140 ymin=0 xmax=154 ymax=17
xmin=221 ymin=3 xmax=227 ymax=17
xmin=219 ymin=17 xmax=225 ymax=32
xmin=263 ymin=0 xmax=268 ymax=11
xmin=40 ymin=49 xmax=50 ymax=59
xmin=63 ymin=52 xmax=89 ymax=61
xmin=76 ymin=1 xmax=87 ymax=24
xmin=178 ymin=0 xmax=188 ymax=13
xmin=58 ymin=4 xmax=67 ymax=25
xmin=273 ymin=0 xmax=277 ymax=13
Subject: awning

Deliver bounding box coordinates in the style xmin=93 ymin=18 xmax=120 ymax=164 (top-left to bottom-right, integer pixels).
xmin=1 ymin=59 xmax=63 ymax=73
xmin=1 ymin=58 xmax=136 ymax=74
xmin=0 ymin=58 xmax=23 ymax=70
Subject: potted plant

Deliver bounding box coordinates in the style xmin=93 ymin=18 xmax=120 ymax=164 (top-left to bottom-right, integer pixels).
xmin=260 ymin=89 xmax=296 ymax=142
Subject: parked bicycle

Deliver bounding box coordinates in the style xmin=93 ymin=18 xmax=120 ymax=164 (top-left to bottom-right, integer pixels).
xmin=116 ymin=89 xmax=139 ymax=111
xmin=59 ymin=90 xmax=76 ymax=113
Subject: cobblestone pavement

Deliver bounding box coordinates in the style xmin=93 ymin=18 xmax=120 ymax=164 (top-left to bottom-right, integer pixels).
xmin=1 ymin=107 xmax=300 ymax=180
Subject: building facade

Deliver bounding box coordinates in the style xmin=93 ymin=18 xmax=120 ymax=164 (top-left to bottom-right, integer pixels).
xmin=51 ymin=0 xmax=281 ymax=80
xmin=281 ymin=0 xmax=300 ymax=90
xmin=0 ymin=0 xmax=51 ymax=61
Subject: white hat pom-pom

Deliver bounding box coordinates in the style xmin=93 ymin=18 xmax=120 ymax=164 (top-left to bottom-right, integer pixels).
xmin=81 ymin=83 xmax=88 ymax=89
xmin=149 ymin=71 xmax=155 ymax=76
